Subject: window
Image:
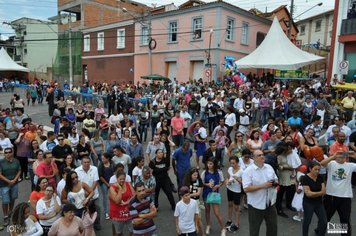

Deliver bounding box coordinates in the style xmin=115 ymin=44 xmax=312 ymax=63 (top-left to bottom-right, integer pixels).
xmin=83 ymin=34 xmax=90 ymax=52
xmin=241 ymin=22 xmax=249 ymax=45
xmin=226 ymin=18 xmax=234 ymax=40
xmin=192 ymin=17 xmax=202 ymax=40
xmin=300 ymin=25 xmax=305 ymax=36
xmin=117 ymin=29 xmax=125 ymax=49
xmin=97 ymin=32 xmax=104 ymax=50
xmin=169 ymin=21 xmax=178 ymax=43
xmin=141 ymin=27 xmax=149 ymax=45
xmin=315 ymin=20 xmax=322 ymax=32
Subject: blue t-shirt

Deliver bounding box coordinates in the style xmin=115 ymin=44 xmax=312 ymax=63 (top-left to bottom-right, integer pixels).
xmin=173 ymin=147 xmax=192 ymax=176
xmin=287 ymin=117 xmax=302 ymax=126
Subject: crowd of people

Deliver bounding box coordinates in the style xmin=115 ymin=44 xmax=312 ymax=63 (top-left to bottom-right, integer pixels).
xmin=0 ymin=74 xmax=356 ymax=236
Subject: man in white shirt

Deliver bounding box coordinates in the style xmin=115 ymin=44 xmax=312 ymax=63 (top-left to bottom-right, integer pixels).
xmin=180 ymin=105 xmax=192 ymax=138
xmin=75 ymin=156 xmax=101 ymax=230
xmin=321 ymin=151 xmax=356 ymax=236
xmin=251 ymin=93 xmax=260 ymax=126
xmin=242 ymin=150 xmax=278 ymax=236
xmin=325 ymin=117 xmax=352 ymax=145
xmin=200 ymin=92 xmax=209 ymax=124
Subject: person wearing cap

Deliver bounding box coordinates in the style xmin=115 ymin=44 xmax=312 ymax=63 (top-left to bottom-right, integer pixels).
xmin=321 ymin=151 xmax=356 ymax=236
xmin=174 ymin=186 xmax=199 ymax=236
xmin=238 ymin=109 xmax=249 ymax=135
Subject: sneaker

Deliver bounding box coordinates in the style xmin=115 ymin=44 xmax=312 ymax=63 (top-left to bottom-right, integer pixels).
xmin=0 ymin=224 xmax=4 ymax=231
xmin=221 ymin=228 xmax=227 ymax=236
xmin=225 ymin=220 xmax=232 ymax=227
xmin=105 ymin=213 xmax=110 ymax=220
xmin=3 ymin=217 xmax=9 ymax=227
xmin=228 ymin=224 xmax=239 ymax=232
xmin=287 ymin=206 xmax=297 ymax=212
xmin=206 ymin=225 xmax=211 ymax=235
xmin=17 ymin=178 xmax=22 ymax=183
xmin=243 ymin=203 xmax=248 ymax=209
xmin=25 ymin=176 xmax=30 ymax=180
xmin=292 ymin=215 xmax=302 ymax=222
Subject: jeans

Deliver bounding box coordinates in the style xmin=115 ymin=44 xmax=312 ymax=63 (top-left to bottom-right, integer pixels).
xmin=172 ymin=135 xmax=184 ymax=147
xmin=100 ymin=184 xmax=110 ymax=215
xmin=248 ymin=204 xmax=277 ymax=236
xmin=28 ymin=163 xmax=35 ymax=191
xmin=139 ymin=124 xmax=148 ymax=142
xmin=261 ymin=108 xmax=270 ymax=126
xmin=302 ymin=201 xmax=327 ymax=236
xmin=324 ymin=195 xmax=352 ymax=236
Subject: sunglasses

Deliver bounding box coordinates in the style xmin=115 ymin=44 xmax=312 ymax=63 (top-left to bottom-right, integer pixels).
xmin=58 ymin=138 xmax=64 ymax=141
xmin=4 ymin=151 xmax=12 ymax=154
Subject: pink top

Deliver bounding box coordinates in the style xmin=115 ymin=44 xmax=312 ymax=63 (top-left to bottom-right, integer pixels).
xmin=48 ymin=216 xmax=84 ymax=236
xmin=95 ymin=108 xmax=105 ymax=121
xmin=171 ymin=117 xmax=185 ymax=136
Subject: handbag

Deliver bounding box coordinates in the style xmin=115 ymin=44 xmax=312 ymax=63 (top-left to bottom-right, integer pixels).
xmin=206 ymin=192 xmax=222 ymax=204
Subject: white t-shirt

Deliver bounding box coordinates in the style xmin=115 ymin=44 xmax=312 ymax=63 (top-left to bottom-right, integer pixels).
xmin=132 ymin=166 xmax=143 ymax=178
xmin=239 ymin=158 xmax=254 ymax=171
xmin=0 ymin=138 xmax=13 ymax=150
xmin=109 ymin=174 xmax=132 ymax=184
xmin=36 ymin=196 xmax=61 ymax=226
xmin=224 ymin=113 xmax=236 ymax=127
xmin=57 ymin=179 xmax=66 ymax=198
xmin=198 ymin=127 xmax=207 ymax=139
xmin=252 ymin=97 xmax=260 ymax=109
xmin=326 ymin=160 xmax=356 ymax=198
xmin=226 ymin=167 xmax=243 ymax=193
xmin=174 ymin=199 xmax=199 ymax=234
xmin=112 ymin=154 xmax=131 ymax=173
xmin=75 ymin=166 xmax=100 ymax=199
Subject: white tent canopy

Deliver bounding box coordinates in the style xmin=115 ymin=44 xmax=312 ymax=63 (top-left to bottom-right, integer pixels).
xmin=235 ymin=17 xmax=324 ymax=70
xmin=0 ymin=47 xmax=30 ymax=72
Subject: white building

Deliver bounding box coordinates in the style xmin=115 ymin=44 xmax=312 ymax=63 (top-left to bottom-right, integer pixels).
xmin=296 ymin=10 xmax=333 ymax=50
xmin=10 ymin=17 xmax=58 ymax=80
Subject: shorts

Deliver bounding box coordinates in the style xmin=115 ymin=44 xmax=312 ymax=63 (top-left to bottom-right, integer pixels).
xmin=0 ymin=184 xmax=19 ymax=204
xmin=227 ymin=188 xmax=241 ymax=205
xmin=112 ymin=220 xmax=133 ymax=234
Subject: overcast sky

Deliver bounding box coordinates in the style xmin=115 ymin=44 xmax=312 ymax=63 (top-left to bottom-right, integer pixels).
xmin=0 ymin=0 xmax=334 ymax=39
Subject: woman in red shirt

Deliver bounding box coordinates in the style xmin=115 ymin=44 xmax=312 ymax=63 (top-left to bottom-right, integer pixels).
xmin=109 ymin=171 xmax=134 ymax=236
xmin=29 ymin=177 xmax=48 ymax=216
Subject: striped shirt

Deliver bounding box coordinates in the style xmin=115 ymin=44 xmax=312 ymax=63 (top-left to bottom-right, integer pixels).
xmin=129 ymin=196 xmax=156 ymax=236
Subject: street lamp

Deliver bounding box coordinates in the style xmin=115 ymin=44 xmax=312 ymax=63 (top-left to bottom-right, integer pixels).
xmin=294 ymin=2 xmax=323 ymax=20
xmin=122 ymin=7 xmax=152 ymax=76
xmin=288 ymin=2 xmax=323 ymax=38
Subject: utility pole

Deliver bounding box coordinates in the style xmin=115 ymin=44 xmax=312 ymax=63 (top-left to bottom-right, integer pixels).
xmin=148 ymin=13 xmax=152 ymax=75
xmin=68 ymin=14 xmax=73 ymax=88
xmin=288 ymin=0 xmax=294 ymax=39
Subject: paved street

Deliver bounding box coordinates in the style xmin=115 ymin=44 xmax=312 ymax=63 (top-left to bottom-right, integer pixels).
xmin=0 ymin=88 xmax=355 ymax=236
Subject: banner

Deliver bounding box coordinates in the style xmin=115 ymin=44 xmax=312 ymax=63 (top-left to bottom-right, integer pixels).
xmin=275 ymin=70 xmax=309 ymax=79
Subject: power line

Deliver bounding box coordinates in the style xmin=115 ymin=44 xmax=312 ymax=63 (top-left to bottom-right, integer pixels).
xmin=4 ymin=22 xmax=264 ymax=43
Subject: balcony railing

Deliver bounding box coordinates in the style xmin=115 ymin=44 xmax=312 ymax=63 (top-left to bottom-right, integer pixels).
xmin=341 ymin=18 xmax=356 ymax=35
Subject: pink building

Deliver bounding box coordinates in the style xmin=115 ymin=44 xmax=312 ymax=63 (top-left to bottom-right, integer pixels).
xmin=134 ymin=0 xmax=271 ymax=83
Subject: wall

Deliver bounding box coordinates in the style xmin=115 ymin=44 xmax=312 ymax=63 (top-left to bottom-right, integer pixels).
xmin=23 ymin=23 xmax=58 ymax=73
xmin=134 ymin=5 xmax=270 ymax=83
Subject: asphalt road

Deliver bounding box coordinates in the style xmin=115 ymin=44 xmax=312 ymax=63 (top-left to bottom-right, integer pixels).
xmin=0 ymin=88 xmax=355 ymax=236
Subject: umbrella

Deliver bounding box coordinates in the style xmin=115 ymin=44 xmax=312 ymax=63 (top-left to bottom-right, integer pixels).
xmin=140 ymin=74 xmax=171 ymax=82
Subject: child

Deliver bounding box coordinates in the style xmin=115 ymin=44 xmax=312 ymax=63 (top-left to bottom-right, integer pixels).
xmin=132 ymin=156 xmax=144 ymax=183
xmin=292 ymin=165 xmax=307 ymax=222
xmin=82 ymin=200 xmax=98 ymax=236
xmin=215 ymin=129 xmax=229 ymax=168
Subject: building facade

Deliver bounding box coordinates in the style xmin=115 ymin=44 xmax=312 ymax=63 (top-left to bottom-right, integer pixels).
xmin=134 ymin=0 xmax=271 ymax=83
xmin=57 ymin=0 xmax=147 ymax=85
xmin=328 ymin=0 xmax=356 ymax=83
xmin=10 ymin=17 xmax=58 ymax=81
xmin=296 ymin=10 xmax=333 ymax=50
